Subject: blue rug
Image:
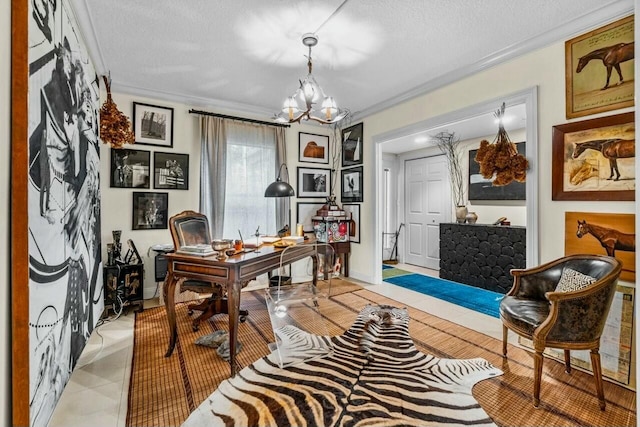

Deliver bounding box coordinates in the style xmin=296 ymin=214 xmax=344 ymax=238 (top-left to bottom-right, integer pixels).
xmin=382 ymin=269 xmax=503 ymax=318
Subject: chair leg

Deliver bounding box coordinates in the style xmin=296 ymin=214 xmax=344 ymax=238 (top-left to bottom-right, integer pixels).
xmin=533 ymin=350 xmax=544 ymax=408
xmin=590 ymin=349 xmax=606 ymax=411
xmin=564 ymin=349 xmax=571 ymax=373
xmin=502 ymin=325 xmax=508 ymax=357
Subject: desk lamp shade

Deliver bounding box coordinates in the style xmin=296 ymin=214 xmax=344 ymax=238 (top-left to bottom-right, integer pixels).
xmin=265 ymin=164 xmax=295 ymax=197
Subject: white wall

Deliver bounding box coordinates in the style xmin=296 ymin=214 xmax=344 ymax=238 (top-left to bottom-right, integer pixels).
xmin=347 ymin=37 xmax=635 ymax=286
xmin=1 ymin=0 xmax=10 ymax=424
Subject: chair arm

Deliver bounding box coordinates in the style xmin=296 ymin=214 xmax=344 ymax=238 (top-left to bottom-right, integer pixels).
xmin=507 ymin=265 xmax=560 ymax=300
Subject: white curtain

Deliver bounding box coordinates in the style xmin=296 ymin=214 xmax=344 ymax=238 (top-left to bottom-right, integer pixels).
xmin=200 ymin=116 xmax=288 ymax=240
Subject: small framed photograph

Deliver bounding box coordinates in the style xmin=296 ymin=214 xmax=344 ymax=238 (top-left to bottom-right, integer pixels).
xmin=341 ymin=122 xmax=363 ymax=167
xmin=565 ymin=15 xmax=634 ymax=119
xmin=298 ymin=132 xmax=329 ymax=164
xmin=342 ymin=203 xmax=360 ymax=243
xmin=296 ymin=202 xmax=325 ymax=232
xmin=110 ymin=148 xmax=150 ymax=188
xmin=341 ymin=166 xmax=363 ymax=202
xmin=297 ymin=167 xmax=331 ymax=198
xmin=153 ymin=152 xmax=189 ymax=190
xmin=133 ymin=102 xmax=174 ymax=147
xmin=552 ymin=112 xmax=634 ymax=201
xmin=132 ymin=192 xmax=168 ymax=230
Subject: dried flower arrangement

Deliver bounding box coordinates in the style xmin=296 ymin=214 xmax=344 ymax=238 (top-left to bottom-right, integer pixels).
xmin=99 ymin=76 xmax=135 ymax=148
xmin=474 ymin=103 xmax=528 ymax=186
xmin=433 ymin=131 xmax=465 ymax=207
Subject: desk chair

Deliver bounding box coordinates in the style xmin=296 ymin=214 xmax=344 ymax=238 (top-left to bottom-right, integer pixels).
xmin=169 ymin=210 xmax=248 ymax=331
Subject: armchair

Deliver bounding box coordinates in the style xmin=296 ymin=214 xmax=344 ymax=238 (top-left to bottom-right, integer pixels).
xmin=500 ymin=254 xmax=622 ymax=410
xmin=168 ymin=210 xmax=248 ymax=331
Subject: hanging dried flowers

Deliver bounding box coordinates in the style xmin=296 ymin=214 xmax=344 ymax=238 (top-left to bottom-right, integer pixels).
xmin=474 ymin=103 xmax=528 ymax=186
xmin=99 ymin=75 xmax=135 ymax=148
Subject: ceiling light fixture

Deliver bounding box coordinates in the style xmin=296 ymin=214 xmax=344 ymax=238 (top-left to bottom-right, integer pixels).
xmin=275 ymin=33 xmax=348 ymax=125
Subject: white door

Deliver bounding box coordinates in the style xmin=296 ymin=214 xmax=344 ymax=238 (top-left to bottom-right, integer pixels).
xmin=404 ymin=155 xmax=450 ymax=269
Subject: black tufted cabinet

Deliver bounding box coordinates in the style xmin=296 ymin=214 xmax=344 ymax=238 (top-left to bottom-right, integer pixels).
xmin=439 ymin=223 xmax=526 ymax=293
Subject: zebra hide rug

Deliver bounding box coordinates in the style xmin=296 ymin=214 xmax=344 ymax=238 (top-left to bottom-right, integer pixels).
xmin=182 ymin=304 xmax=503 ymax=427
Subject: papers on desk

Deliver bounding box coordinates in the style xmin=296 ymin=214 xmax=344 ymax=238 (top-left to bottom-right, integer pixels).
xmin=177 ymin=244 xmax=215 ymax=256
xmin=242 ymin=237 xmax=263 ymax=248
xmin=261 ymin=236 xmax=281 ymax=243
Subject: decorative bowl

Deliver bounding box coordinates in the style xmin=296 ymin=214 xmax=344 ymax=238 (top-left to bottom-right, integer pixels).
xmin=211 ymin=239 xmax=234 ymax=260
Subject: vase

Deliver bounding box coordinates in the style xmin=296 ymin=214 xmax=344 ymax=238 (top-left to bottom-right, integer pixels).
xmin=455 ymin=206 xmax=468 ymax=223
xmin=465 ymin=211 xmax=478 ymax=224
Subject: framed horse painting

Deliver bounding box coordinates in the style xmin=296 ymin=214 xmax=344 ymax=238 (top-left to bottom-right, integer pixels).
xmin=565 ymin=15 xmax=634 ymax=119
xmin=552 ymin=112 xmax=634 ymax=201
xmin=565 ymin=212 xmax=635 ymax=282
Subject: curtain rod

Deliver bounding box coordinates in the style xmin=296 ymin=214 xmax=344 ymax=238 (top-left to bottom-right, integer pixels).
xmin=188 ymin=109 xmax=291 ymax=128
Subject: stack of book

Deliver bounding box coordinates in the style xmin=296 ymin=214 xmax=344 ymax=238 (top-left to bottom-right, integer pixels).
xmin=177 ymin=244 xmax=215 ymax=256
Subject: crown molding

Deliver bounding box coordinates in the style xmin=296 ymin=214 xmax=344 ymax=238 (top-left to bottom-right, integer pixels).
xmin=353 ymin=0 xmax=634 ymax=122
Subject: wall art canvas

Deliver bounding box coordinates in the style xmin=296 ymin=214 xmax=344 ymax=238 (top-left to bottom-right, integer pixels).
xmin=296 ymin=202 xmax=325 ymax=232
xmin=26 ymin=0 xmax=103 ymax=425
xmin=133 ymin=102 xmax=174 ymax=147
xmin=341 ymin=122 xmax=363 ymax=167
xmin=342 ymin=203 xmax=361 ymax=243
xmin=297 ymin=167 xmax=331 ymax=198
xmin=565 ymin=211 xmax=635 ymax=282
xmin=469 ymin=142 xmax=526 ymax=200
xmin=110 ymin=148 xmax=150 ymax=188
xmin=153 ymin=152 xmax=189 ymax=190
xmin=565 ymin=15 xmax=634 ymax=119
xmin=552 ymin=112 xmax=634 ymax=201
xmin=341 ymin=166 xmax=363 ymax=203
xmin=298 ymin=132 xmax=329 ymax=164
xmin=132 ymin=192 xmax=169 ymax=230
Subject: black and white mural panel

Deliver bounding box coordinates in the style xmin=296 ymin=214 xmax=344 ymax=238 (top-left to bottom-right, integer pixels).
xmin=28 ymin=1 xmax=103 ymax=426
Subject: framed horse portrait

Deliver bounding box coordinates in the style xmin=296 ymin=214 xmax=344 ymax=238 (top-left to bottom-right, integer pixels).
xmin=552 ymin=112 xmax=634 ymax=201
xmin=296 ymin=167 xmax=331 ymax=198
xmin=565 ymin=212 xmax=635 ymax=282
xmin=565 ymin=15 xmax=634 ymax=119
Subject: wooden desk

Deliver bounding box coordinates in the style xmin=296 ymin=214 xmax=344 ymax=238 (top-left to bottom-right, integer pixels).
xmin=163 ymin=244 xmax=318 ymax=376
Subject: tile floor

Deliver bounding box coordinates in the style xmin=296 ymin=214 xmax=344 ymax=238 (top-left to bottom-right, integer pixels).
xmin=48 ymin=265 xmax=511 ymax=427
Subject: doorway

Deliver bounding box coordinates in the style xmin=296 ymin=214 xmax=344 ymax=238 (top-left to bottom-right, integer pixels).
xmin=372 ymin=87 xmax=539 ymax=285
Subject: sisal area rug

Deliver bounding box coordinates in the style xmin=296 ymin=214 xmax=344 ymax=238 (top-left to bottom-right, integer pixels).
xmin=127 ymin=279 xmax=636 ymax=427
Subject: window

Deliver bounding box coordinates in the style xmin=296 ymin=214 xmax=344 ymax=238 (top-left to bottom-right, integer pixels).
xmin=222 ymin=124 xmax=277 ymax=238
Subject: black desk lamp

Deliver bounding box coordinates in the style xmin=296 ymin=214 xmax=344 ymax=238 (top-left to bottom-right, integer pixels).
xmin=265 ymin=163 xmax=295 ymax=197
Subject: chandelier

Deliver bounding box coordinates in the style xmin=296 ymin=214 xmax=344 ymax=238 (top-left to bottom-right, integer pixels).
xmin=275 ymin=33 xmax=347 ymax=125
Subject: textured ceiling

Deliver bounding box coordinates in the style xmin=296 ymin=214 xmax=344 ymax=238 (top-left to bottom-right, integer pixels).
xmin=72 ymin=0 xmax=632 ymax=122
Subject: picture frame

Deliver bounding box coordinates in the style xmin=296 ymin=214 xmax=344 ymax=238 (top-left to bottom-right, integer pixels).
xmin=297 ymin=167 xmax=331 ymax=198
xmin=298 ymin=132 xmax=329 ymax=164
xmin=153 ymin=152 xmax=189 ymax=190
xmin=110 ymin=148 xmax=150 ymax=188
xmin=468 ymin=142 xmax=526 ymax=200
xmin=342 ymin=203 xmax=360 ymax=243
xmin=341 ymin=122 xmax=363 ymax=167
xmin=552 ymin=112 xmax=634 ymax=201
xmin=565 ymin=211 xmax=635 ymax=282
xmin=133 ymin=102 xmax=174 ymax=147
xmin=132 ymin=192 xmax=168 ymax=230
xmin=296 ymin=202 xmax=325 ymax=232
xmin=565 ymin=15 xmax=634 ymax=119
xmin=341 ymin=166 xmax=363 ymax=203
